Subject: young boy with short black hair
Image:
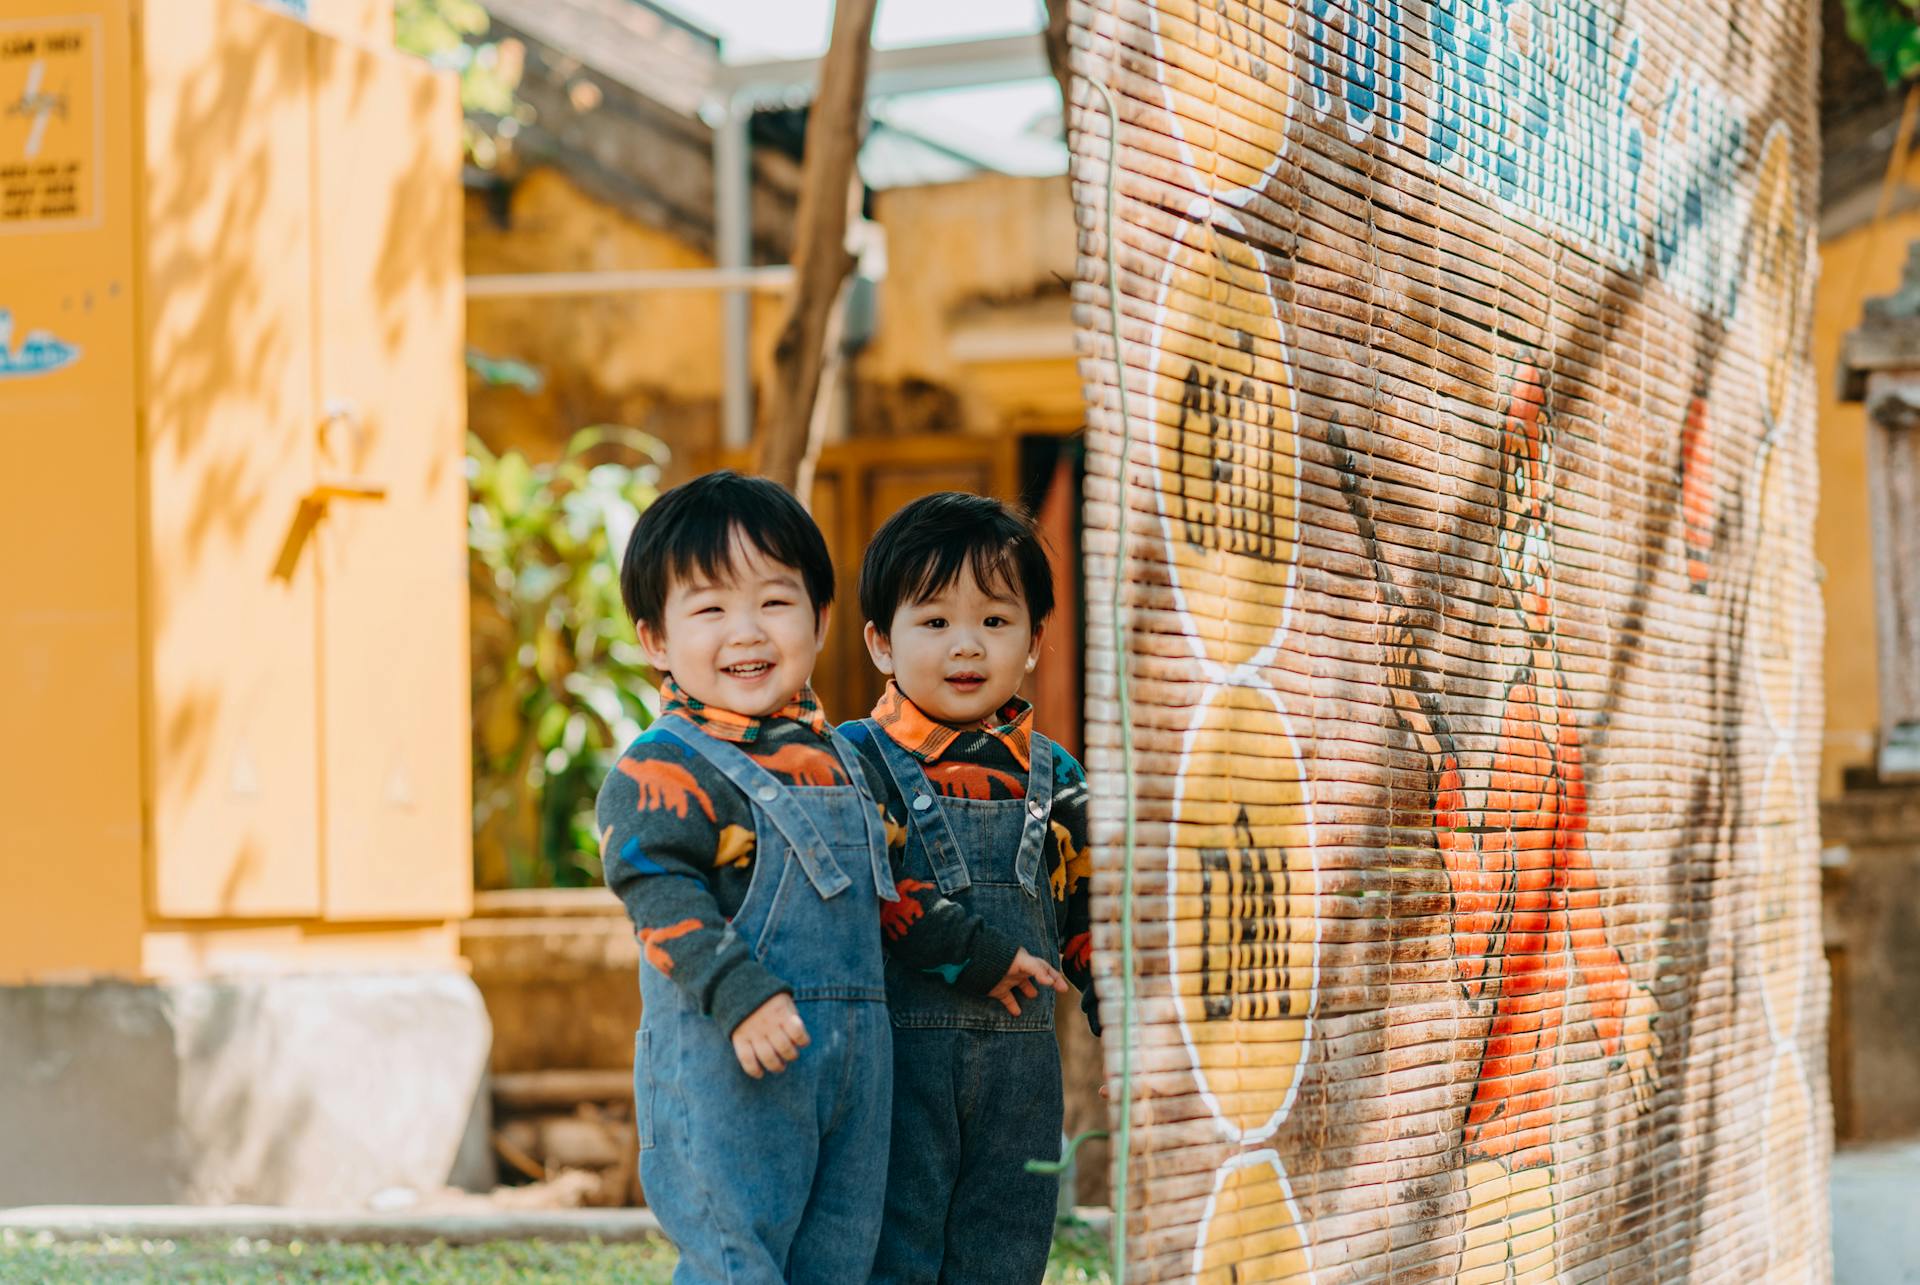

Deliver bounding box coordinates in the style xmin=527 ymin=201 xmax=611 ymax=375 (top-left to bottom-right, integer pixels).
xmin=597 ymin=472 xmax=1064 ymax=1283
xmin=840 ymin=491 xmax=1099 ymax=1285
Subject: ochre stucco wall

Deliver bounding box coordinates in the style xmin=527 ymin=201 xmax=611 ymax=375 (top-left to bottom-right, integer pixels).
xmin=463 ymin=167 xmax=781 ymax=473
xmin=1813 ymin=214 xmax=1905 ymax=795
xmin=859 ymin=174 xmax=1082 ymax=434
xmin=467 ymin=169 xmax=1093 ymax=455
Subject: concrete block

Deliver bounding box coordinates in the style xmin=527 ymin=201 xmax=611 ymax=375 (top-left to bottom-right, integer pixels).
xmin=0 ymin=972 xmax=490 ymax=1208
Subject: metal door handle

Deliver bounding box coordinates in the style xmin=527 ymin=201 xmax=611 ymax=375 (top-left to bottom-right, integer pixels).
xmin=274 ymin=478 xmax=387 ymax=580
xmin=305 ymin=479 xmax=388 ymax=504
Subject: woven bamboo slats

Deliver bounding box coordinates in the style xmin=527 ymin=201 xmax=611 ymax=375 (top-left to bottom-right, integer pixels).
xmin=1067 ymin=2 xmax=1829 ymax=1280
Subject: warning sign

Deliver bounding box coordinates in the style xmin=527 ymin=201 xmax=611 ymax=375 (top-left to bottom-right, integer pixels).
xmin=0 ymin=16 xmax=100 ymax=230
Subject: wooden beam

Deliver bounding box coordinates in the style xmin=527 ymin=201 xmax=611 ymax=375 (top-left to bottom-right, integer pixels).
xmin=493 ymin=1069 xmax=636 ymax=1111
xmin=752 ymin=0 xmax=879 ymax=492
xmin=465 ymin=265 xmax=794 ymax=300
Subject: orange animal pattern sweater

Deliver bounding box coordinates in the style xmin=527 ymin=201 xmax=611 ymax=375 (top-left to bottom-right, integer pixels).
xmin=843 ymin=684 xmax=1100 ymax=1032
xmin=597 ymin=684 xmax=1020 ymax=1035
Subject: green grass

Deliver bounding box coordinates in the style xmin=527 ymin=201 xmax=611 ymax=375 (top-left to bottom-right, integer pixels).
xmin=0 ymin=1224 xmax=1114 ymax=1283
xmin=1042 ymin=1218 xmax=1113 ymax=1283
xmin=0 ymin=1234 xmax=681 ymax=1284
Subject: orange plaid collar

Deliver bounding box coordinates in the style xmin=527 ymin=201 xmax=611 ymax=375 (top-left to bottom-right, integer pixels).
xmin=870 ymin=681 xmax=1032 ymax=770
xmin=661 ymin=675 xmax=829 ymax=743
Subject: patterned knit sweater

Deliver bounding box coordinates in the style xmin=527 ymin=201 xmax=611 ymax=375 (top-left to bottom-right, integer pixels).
xmin=841 ymin=682 xmax=1100 ymax=1033
xmin=597 ymin=682 xmax=1021 ymax=1035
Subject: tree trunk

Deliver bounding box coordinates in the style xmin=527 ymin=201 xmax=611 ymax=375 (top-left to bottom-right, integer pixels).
xmin=752 ymin=0 xmax=879 ymax=495
xmin=793 ymin=269 xmax=854 ymax=504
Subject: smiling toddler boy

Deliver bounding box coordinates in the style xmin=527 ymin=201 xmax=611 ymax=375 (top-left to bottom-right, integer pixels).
xmin=840 ymin=491 xmax=1098 ymax=1285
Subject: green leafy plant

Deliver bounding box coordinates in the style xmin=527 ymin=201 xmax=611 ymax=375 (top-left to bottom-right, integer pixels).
xmin=468 ymin=427 xmax=667 ymax=889
xmin=1847 ymin=0 xmax=1920 ymax=86
xmin=394 ymin=0 xmax=528 ymax=168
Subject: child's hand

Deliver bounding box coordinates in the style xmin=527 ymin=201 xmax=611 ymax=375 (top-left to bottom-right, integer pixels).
xmin=987 ymin=948 xmax=1069 ymax=1016
xmin=732 ymin=993 xmax=809 ymax=1078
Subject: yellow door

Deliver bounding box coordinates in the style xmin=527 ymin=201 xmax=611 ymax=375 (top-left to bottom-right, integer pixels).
xmin=309 ymin=32 xmax=469 ymax=920
xmin=143 ymin=0 xmax=321 ymax=918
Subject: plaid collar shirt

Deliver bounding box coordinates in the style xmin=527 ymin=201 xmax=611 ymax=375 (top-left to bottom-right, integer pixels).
xmin=660 ymin=675 xmax=829 ymax=743
xmin=869 ymin=680 xmax=1033 ymax=771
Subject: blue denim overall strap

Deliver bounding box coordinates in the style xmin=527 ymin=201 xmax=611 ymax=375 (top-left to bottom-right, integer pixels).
xmin=1012 ymin=732 xmax=1055 ymax=897
xmin=861 ymin=717 xmax=969 ymax=895
xmin=863 ymin=719 xmax=1055 ymax=898
xmin=652 ymin=714 xmax=896 ymax=903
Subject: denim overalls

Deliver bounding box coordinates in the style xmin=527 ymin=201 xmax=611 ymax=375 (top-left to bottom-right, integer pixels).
xmin=636 ymin=715 xmax=898 ymax=1285
xmin=863 ymin=720 xmax=1064 ymax=1285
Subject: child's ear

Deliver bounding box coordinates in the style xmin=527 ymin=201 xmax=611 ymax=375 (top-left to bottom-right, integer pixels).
xmin=636 ymin=620 xmax=672 ymax=673
xmin=814 ymin=606 xmax=832 ymax=650
xmin=863 ymin=620 xmax=897 ymax=676
xmin=1024 ymin=621 xmax=1045 ymax=674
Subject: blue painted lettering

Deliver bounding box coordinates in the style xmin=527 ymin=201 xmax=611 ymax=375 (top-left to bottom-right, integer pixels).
xmin=0 ymin=310 xmax=79 ymax=379
xmin=1294 ymin=0 xmax=1752 ymax=320
xmin=1305 ymin=0 xmax=1405 ymax=142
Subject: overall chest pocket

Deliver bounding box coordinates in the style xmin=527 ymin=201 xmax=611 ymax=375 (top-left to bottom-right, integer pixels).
xmin=901 ymin=788 xmax=1055 ymax=970
xmin=938 ymin=794 xmax=1048 ymax=890
xmin=728 ymin=786 xmax=869 ymax=955
xmin=747 ymin=838 xmax=878 ymax=960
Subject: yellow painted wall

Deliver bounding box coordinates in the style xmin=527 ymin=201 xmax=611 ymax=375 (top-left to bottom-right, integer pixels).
xmin=466 ymin=170 xmax=1090 ymax=460
xmin=1813 ymin=216 xmax=1908 ymax=795
xmin=862 ymin=174 xmax=1082 ymax=433
xmin=463 ymin=168 xmax=781 ymax=472
xmin=0 ymin=0 xmax=467 ymax=981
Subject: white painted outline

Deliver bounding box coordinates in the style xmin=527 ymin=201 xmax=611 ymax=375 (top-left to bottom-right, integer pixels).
xmin=1758 ymin=1045 xmax=1817 ymax=1283
xmin=1165 ymin=679 xmax=1319 ymax=1149
xmin=1190 ymin=1147 xmax=1318 ymax=1280
xmin=1120 ymin=9 xmax=1322 ymax=1268
xmin=1742 ymin=120 xmax=1818 ymax=1285
xmin=1755 ymin=749 xmax=1806 ymax=1047
xmin=1141 ymin=0 xmax=1294 ymax=211
xmin=1141 ymin=200 xmax=1305 ymax=678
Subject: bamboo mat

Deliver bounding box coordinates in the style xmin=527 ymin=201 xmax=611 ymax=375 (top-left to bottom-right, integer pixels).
xmin=1066 ymin=2 xmax=1829 ymax=1280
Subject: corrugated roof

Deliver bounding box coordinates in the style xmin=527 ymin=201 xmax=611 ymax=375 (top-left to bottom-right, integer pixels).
xmin=484 ymin=0 xmax=719 ymax=120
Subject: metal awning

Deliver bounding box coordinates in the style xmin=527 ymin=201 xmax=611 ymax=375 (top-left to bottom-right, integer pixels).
xmin=705 ymin=32 xmax=1051 ymax=449
xmin=711 ymin=33 xmax=1047 ymax=111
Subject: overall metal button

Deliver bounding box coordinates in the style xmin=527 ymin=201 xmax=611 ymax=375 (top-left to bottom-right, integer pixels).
xmin=756 ymin=785 xmax=778 ymax=803
xmin=1028 ymin=798 xmax=1048 ymax=819
xmin=912 ymin=794 xmax=933 ymax=812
